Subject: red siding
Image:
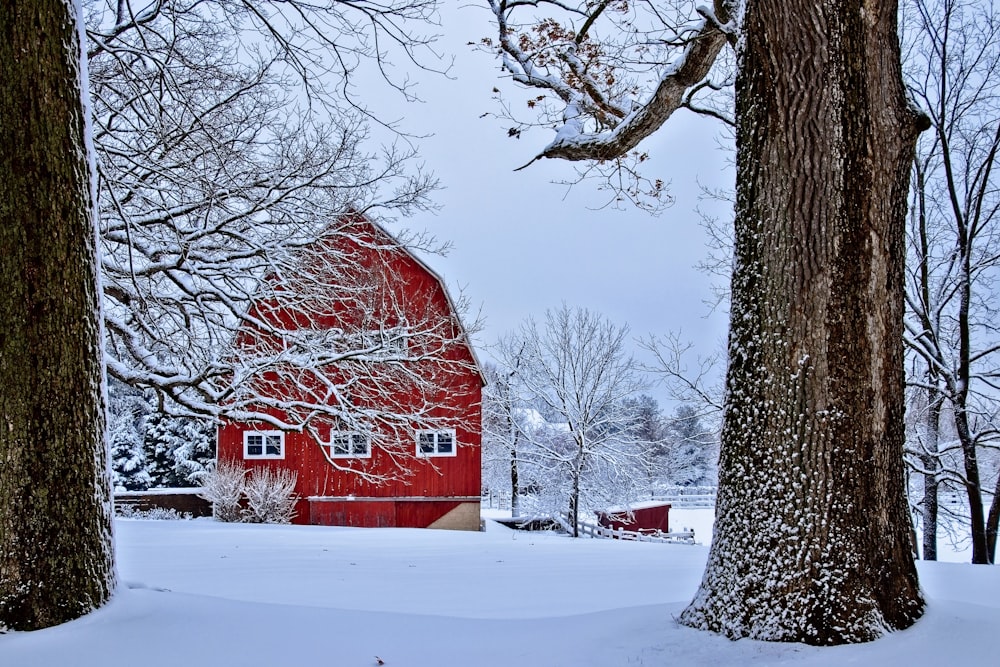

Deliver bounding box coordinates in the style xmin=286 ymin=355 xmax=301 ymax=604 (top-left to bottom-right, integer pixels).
xmin=218 ymin=410 xmax=481 ymax=524
xmin=597 ymin=504 xmax=671 ymax=533
xmin=217 ymin=213 xmax=482 ymax=528
xmin=308 ymin=499 xmax=464 ymax=528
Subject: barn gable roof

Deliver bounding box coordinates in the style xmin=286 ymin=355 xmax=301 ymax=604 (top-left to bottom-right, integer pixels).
xmin=335 ymin=210 xmax=486 ymax=387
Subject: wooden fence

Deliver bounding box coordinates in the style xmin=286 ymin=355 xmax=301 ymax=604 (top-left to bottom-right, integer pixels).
xmin=567 ymin=514 xmax=696 ymax=544
xmin=484 ymin=486 xmax=718 ymax=512
xmin=115 ymin=488 xmax=212 ymax=518
xmin=649 ymin=485 xmax=718 ymax=509
xmin=481 ymin=489 xmax=512 ymax=510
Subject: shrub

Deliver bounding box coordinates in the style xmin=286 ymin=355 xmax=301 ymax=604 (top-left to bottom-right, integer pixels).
xmin=198 ymin=459 xmax=246 ymax=522
xmin=116 ymin=505 xmax=190 ymax=520
xmin=242 ymin=467 xmax=298 ymax=524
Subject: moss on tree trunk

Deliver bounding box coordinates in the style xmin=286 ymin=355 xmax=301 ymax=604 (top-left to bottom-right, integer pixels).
xmin=0 ymin=0 xmax=116 ymax=631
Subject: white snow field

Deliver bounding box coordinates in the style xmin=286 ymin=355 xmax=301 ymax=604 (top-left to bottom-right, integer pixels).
xmin=1 ymin=510 xmax=997 ymax=667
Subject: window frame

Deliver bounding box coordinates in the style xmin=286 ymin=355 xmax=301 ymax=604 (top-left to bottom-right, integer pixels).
xmin=243 ymin=430 xmax=285 ymax=460
xmin=415 ymin=429 xmax=457 ymax=458
xmin=329 ymin=431 xmax=371 ymax=459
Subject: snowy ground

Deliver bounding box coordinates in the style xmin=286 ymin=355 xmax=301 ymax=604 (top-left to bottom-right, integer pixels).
xmin=1 ymin=510 xmax=997 ymax=666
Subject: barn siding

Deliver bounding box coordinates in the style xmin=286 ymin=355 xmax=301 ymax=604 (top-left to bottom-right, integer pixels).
xmin=306 ymin=498 xmax=479 ymax=529
xmin=596 ymin=504 xmax=671 ymax=533
xmin=216 ymin=213 xmax=482 ymax=530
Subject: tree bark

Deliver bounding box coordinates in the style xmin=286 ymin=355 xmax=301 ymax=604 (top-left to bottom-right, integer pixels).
xmin=509 ymin=440 xmax=520 ymax=519
xmin=954 ymin=401 xmax=989 ymax=563
xmin=678 ymin=0 xmax=925 ymax=644
xmin=0 ymin=0 xmax=116 ymax=630
xmin=987 ymin=473 xmax=1000 ymax=564
xmin=921 ymin=385 xmax=941 ymax=561
xmin=569 ymin=467 xmax=580 ymax=538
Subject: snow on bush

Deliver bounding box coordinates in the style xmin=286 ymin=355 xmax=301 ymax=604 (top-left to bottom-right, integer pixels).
xmin=242 ymin=467 xmax=298 ymax=524
xmin=198 ymin=459 xmax=246 ymax=523
xmin=199 ymin=461 xmax=298 ymax=524
xmin=115 ymin=505 xmax=191 ymax=520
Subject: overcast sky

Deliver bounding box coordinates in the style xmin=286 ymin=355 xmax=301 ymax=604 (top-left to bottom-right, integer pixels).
xmin=378 ymin=4 xmax=734 ymax=395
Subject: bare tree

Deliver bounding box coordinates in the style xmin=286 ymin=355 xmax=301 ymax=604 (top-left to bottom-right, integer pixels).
xmin=82 ymin=2 xmax=480 ymax=462
xmin=903 ymin=385 xmax=981 ymax=558
xmin=0 ymin=0 xmax=115 ymax=630
xmin=641 ymin=332 xmax=724 ymax=420
xmin=481 ymin=0 xmax=734 ymax=211
xmin=482 ymin=361 xmax=532 ymax=517
xmin=495 ymin=306 xmax=648 ymax=536
xmin=902 ymin=0 xmax=1000 ymax=564
xmin=486 ymin=0 xmax=925 ymax=642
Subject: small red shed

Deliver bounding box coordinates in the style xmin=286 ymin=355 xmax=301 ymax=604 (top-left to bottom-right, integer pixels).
xmin=216 ymin=212 xmax=483 ymax=530
xmin=596 ymin=501 xmax=672 ymax=534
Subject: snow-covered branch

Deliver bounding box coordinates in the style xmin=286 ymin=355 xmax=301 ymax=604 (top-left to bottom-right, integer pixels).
xmin=489 ymin=305 xmax=659 ymax=533
xmin=486 ymin=0 xmax=734 ymax=163
xmin=901 ymin=0 xmax=1000 ymax=562
xmin=83 ymin=1 xmax=480 ymax=479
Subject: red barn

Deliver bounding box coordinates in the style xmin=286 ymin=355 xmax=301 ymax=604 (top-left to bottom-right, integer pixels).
xmin=216 ymin=212 xmax=483 ymax=530
xmin=597 ymin=501 xmax=672 ymax=534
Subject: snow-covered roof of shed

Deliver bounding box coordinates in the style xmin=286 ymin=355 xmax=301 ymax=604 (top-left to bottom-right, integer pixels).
xmin=515 ymin=407 xmax=570 ymax=433
xmin=600 ymin=500 xmax=673 ymax=513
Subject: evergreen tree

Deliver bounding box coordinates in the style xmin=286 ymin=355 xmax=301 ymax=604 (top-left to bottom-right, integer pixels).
xmin=622 ymin=394 xmax=668 ymax=494
xmin=109 ymin=409 xmax=151 ymax=492
xmin=107 ymin=379 xmax=152 ymax=491
xmin=664 ymin=404 xmax=718 ymax=487
xmin=145 ymin=413 xmax=215 ymax=488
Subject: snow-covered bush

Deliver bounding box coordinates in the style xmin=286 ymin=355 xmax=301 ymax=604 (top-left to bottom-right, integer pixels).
xmin=199 ymin=459 xmax=247 ymax=523
xmin=199 ymin=461 xmax=298 ymax=524
xmin=242 ymin=468 xmax=298 ymax=524
xmin=115 ymin=505 xmax=190 ymax=521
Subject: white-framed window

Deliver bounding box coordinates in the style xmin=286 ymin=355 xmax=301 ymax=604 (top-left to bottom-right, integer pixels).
xmin=416 ymin=429 xmax=456 ymax=457
xmin=244 ymin=431 xmax=284 ymax=459
xmin=329 ymin=432 xmax=370 ymax=458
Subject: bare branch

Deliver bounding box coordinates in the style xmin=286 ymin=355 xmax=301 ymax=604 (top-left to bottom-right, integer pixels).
xmin=487 ymin=0 xmax=732 ymax=162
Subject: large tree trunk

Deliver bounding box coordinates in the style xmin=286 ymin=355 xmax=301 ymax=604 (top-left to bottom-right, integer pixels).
xmin=0 ymin=0 xmax=116 ymax=630
xmin=678 ymin=0 xmax=925 ymax=644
